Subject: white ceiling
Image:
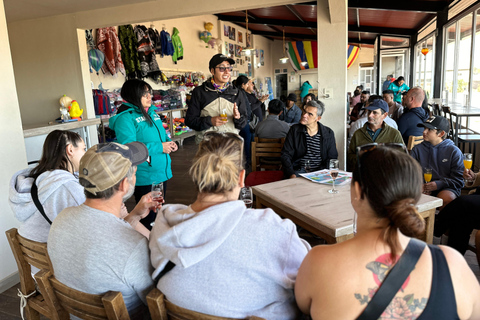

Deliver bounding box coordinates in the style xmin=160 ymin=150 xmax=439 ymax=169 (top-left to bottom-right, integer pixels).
xmin=3 ymin=0 xmax=152 ymax=22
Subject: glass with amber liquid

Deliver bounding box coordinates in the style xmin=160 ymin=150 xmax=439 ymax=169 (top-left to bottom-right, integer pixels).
xmin=220 ymin=108 xmax=228 ymax=122
xmin=464 ymin=153 xmax=473 ymax=181
xmin=424 ymin=168 xmax=432 ymax=183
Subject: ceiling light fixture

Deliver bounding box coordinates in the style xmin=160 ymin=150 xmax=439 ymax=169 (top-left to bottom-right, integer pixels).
xmin=279 ymin=28 xmax=289 ymax=64
xmin=242 ymin=10 xmax=255 ymax=56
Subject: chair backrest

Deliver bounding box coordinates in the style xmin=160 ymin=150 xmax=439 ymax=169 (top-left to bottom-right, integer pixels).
xmin=147 ymin=288 xmax=265 ymax=320
xmin=5 ymin=228 xmax=56 ymax=319
xmin=431 ymin=103 xmax=441 ymax=116
xmin=35 ymin=269 xmax=130 ymax=320
xmin=251 ymin=137 xmax=285 ymax=171
xmin=407 ymin=135 xmax=423 ymax=152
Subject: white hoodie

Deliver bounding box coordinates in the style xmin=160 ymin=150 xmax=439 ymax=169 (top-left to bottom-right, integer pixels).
xmin=9 ymin=168 xmax=85 ymax=243
xmin=149 ymin=201 xmax=311 ymax=320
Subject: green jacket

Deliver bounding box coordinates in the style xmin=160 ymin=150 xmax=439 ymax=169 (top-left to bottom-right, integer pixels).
xmin=172 ymin=27 xmax=183 ymax=63
xmin=347 ymin=122 xmax=404 ymax=171
xmin=110 ymin=103 xmax=173 ymax=186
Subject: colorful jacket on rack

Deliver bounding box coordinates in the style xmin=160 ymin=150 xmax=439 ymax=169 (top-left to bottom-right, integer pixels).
xmin=185 ymin=79 xmax=248 ymax=144
xmin=109 ymin=102 xmax=173 ymax=186
xmin=171 ymin=27 xmax=184 ymax=64
xmin=96 ymin=27 xmax=125 ymax=76
xmin=118 ymin=25 xmax=142 ymax=79
xmin=135 ymin=25 xmax=161 ymax=81
xmin=160 ymin=30 xmax=175 ymax=57
xmin=148 ymin=28 xmax=162 ymax=54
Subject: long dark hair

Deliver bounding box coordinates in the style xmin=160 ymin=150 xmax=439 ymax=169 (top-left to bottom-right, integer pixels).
xmin=352 ymin=147 xmax=424 ymax=260
xmin=29 ymin=130 xmax=83 ymax=180
xmin=234 ymin=75 xmax=249 ymax=91
xmin=120 ymin=79 xmax=153 ymax=126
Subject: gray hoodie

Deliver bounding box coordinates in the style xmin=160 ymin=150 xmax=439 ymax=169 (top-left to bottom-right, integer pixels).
xmin=149 ymin=201 xmax=311 ymax=319
xmin=9 ymin=168 xmax=85 ymax=242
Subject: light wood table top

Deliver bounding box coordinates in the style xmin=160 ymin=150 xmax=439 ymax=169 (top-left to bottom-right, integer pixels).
xmin=253 ymin=177 xmax=443 ymax=244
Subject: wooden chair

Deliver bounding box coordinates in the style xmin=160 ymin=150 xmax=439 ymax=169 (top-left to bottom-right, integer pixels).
xmin=251 ymin=137 xmax=285 ymax=171
xmin=34 ymin=269 xmax=130 ymax=320
xmin=5 ymin=228 xmax=56 ymax=320
xmin=147 ymin=288 xmax=265 ymax=320
xmin=407 ymin=135 xmax=423 ymax=152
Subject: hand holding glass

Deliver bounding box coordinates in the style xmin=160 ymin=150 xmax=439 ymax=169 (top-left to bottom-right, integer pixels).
xmin=424 ymin=168 xmax=432 ymax=183
xmin=328 ymin=159 xmax=339 ymax=194
xmin=239 ymin=187 xmax=253 ymax=208
xmin=464 ymin=153 xmax=473 ymax=181
xmin=151 ymin=183 xmax=164 ymax=212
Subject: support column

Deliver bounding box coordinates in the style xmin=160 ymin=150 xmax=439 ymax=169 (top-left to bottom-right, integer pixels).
xmin=317 ymin=0 xmax=348 ymax=168
xmin=409 ymin=33 xmax=417 ymax=87
xmin=434 ymin=7 xmax=449 ymax=98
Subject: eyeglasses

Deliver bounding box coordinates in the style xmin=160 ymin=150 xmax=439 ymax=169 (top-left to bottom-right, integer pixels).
xmin=142 ymin=90 xmax=153 ymax=98
xmin=202 ymin=132 xmax=244 ymax=167
xmin=215 ymin=66 xmax=233 ymax=72
xmin=356 ymin=143 xmax=407 ymax=176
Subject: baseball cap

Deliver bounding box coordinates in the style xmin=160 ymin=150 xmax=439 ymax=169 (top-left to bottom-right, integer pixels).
xmin=209 ymin=54 xmax=235 ymax=70
xmin=365 ymin=99 xmax=389 ymax=113
xmin=79 ymin=142 xmax=148 ymax=195
xmin=417 ymin=115 xmax=449 ymax=132
xmin=287 ymin=93 xmax=297 ymax=102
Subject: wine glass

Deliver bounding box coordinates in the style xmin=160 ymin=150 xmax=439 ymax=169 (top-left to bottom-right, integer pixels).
xmin=304 ymin=160 xmax=311 ymax=173
xmin=151 ymin=182 xmax=164 ymax=213
xmin=239 ymin=187 xmax=253 ymax=208
xmin=424 ymin=168 xmax=432 ymax=183
xmin=328 ymin=159 xmax=339 ymax=194
xmin=464 ymin=153 xmax=473 ymax=181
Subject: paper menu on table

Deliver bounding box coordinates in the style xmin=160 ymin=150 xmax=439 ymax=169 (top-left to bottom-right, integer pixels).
xmin=299 ymin=169 xmax=352 ymax=186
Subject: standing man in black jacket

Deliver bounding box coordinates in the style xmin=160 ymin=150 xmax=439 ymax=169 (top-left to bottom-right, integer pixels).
xmin=185 ymin=54 xmax=247 ymax=144
xmin=281 ymin=100 xmax=338 ymax=178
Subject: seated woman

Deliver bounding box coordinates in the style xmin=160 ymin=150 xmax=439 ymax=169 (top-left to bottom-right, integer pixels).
xmin=295 ymin=146 xmax=480 ymax=319
xmin=150 ymin=132 xmax=310 ymax=319
xmin=434 ymin=168 xmax=480 ymax=257
xmin=9 ymin=130 xmax=153 ymax=243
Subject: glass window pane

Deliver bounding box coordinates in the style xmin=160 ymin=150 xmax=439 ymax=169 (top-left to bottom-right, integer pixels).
xmin=456 ymin=13 xmax=473 ymax=104
xmin=444 ymin=24 xmax=456 ymax=102
xmin=380 ymin=36 xmax=410 ymax=49
xmin=472 ymin=10 xmax=480 ymax=108
xmin=425 ymin=36 xmax=435 ymax=98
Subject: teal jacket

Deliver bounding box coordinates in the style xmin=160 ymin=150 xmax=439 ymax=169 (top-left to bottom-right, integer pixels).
xmin=388 ymin=82 xmax=410 ymax=103
xmin=110 ymin=103 xmax=173 ymax=186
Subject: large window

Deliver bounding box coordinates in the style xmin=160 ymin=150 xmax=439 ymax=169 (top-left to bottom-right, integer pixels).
xmin=443 ymin=7 xmax=480 ymax=106
xmin=414 ymin=34 xmax=435 ymax=98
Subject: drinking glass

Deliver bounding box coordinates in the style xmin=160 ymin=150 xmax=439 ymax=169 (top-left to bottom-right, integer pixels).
xmin=328 ymin=159 xmax=339 ymax=194
xmin=151 ymin=183 xmax=164 ymax=212
xmin=304 ymin=160 xmax=311 ymax=173
xmin=220 ymin=108 xmax=228 ymax=121
xmin=239 ymin=187 xmax=253 ymax=208
xmin=464 ymin=153 xmax=473 ymax=182
xmin=424 ymin=168 xmax=432 ymax=183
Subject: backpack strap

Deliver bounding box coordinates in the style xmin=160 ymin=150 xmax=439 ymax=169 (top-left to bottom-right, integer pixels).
xmin=31 ymin=178 xmax=52 ymax=225
xmin=356 ymin=238 xmax=426 ymax=320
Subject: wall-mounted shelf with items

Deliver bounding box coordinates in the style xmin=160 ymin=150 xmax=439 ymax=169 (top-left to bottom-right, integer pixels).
xmin=156 ymin=107 xmax=194 ymax=146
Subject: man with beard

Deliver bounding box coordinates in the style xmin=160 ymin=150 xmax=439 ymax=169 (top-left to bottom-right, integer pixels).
xmin=348 ymin=99 xmax=404 ymax=171
xmin=48 ymin=142 xmax=157 ymax=319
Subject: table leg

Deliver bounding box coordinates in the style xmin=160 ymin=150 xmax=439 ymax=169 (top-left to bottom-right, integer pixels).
xmin=419 ymin=208 xmax=435 ymax=244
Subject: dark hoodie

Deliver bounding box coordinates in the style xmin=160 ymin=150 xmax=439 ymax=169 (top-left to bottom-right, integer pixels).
xmin=397 ymin=107 xmax=429 ymax=144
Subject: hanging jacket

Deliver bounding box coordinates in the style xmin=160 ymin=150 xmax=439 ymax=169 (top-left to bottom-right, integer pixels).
xmin=96 ymin=27 xmax=125 ymax=76
xmin=118 ymin=25 xmax=142 ymax=79
xmin=160 ymin=30 xmax=175 ymax=57
xmin=148 ymin=28 xmax=162 ymax=54
xmin=109 ymin=103 xmax=173 ymax=185
xmin=171 ymin=27 xmax=184 ymax=64
xmin=135 ymin=25 xmax=161 ymax=81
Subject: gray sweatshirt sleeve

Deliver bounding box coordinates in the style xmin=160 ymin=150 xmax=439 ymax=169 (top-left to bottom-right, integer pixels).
xmin=123 ymin=239 xmax=155 ymax=305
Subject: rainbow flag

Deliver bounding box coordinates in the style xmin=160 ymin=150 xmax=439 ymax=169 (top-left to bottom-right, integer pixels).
xmin=347 ymin=45 xmax=360 ymax=69
xmin=287 ymin=42 xmax=360 ymax=70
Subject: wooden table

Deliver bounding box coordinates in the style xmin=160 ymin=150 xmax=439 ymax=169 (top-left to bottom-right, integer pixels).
xmin=253 ymin=178 xmax=443 ymax=244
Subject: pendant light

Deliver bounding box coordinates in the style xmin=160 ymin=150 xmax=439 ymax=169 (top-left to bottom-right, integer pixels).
xmin=279 ymin=28 xmax=289 ymax=64
xmin=243 ymin=10 xmax=255 ymax=56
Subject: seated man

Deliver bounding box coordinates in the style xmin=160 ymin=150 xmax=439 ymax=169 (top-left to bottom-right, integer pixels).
xmin=349 ymin=90 xmax=369 ymax=123
xmin=397 ymin=87 xmax=429 ymax=144
xmin=48 ymin=142 xmax=156 ymax=319
xmin=281 ymin=100 xmax=338 ymax=178
xmin=349 ymin=95 xmax=398 ymax=139
xmin=382 ymin=89 xmax=403 ymax=121
xmin=255 ymin=99 xmax=290 ymax=139
xmin=279 ymin=93 xmax=302 ymax=125
xmin=411 ymin=116 xmax=464 ymax=209
xmin=348 ymin=99 xmax=404 ymax=171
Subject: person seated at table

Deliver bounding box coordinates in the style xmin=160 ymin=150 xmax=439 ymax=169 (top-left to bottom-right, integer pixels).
xmin=281 ymin=100 xmax=338 ymax=178
xmin=255 ymin=99 xmax=290 ymax=139
xmin=347 ymin=99 xmax=404 ymax=171
xmin=349 ymin=96 xmax=398 ymax=140
xmin=350 ymin=90 xmax=370 ymax=124
xmin=150 ymin=132 xmax=310 ymax=319
xmin=349 ymin=89 xmax=361 ymax=110
xmin=410 ymin=115 xmax=464 ymax=209
xmin=295 ymin=146 xmax=480 ymax=320
xmin=279 ymin=93 xmax=302 ymax=125
xmin=382 ymin=89 xmax=403 ymax=121
xmin=397 ymin=87 xmax=430 ymax=144
xmin=434 ymin=168 xmax=480 ymax=258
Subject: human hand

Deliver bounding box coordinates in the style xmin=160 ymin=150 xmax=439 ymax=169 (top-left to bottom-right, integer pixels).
xmin=464 ymin=168 xmax=476 ymax=181
xmin=135 ymin=192 xmax=162 ymax=218
xmin=290 ymin=174 xmax=296 ymax=179
xmin=260 ymin=95 xmax=269 ymax=102
xmin=233 ymin=103 xmax=241 ymax=119
xmin=423 ymin=182 xmax=437 ymax=194
xmin=120 ymin=203 xmax=129 ymax=219
xmin=162 ymin=141 xmax=176 ymax=154
xmin=211 ymin=116 xmax=227 ymax=127
xmin=169 ymin=141 xmax=178 ymax=153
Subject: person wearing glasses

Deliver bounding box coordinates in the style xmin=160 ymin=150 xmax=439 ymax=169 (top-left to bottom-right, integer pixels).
xmin=347 ymin=99 xmax=404 ymax=171
xmin=110 ymin=79 xmax=178 ymax=230
xmin=410 ymin=116 xmax=464 ymax=209
xmin=296 ymin=146 xmax=480 ymax=319
xmin=150 ymin=132 xmax=310 ymax=319
xmin=185 ymin=54 xmax=248 ymax=144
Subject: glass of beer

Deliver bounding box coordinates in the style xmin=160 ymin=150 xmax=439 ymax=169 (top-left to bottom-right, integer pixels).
xmin=464 ymin=153 xmax=473 ymax=181
xmin=220 ymin=108 xmax=228 ymax=122
xmin=424 ymin=168 xmax=432 ymax=183
xmin=328 ymin=159 xmax=339 ymax=194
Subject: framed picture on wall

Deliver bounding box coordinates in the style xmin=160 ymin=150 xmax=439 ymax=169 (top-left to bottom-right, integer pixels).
xmin=225 ymin=41 xmax=229 ymax=55
xmin=230 ymin=27 xmax=236 ymax=41
xmin=235 ymin=45 xmax=242 ymax=57
xmin=229 ymin=43 xmax=234 ymax=57
xmin=238 ymin=32 xmax=243 ymax=43
xmin=224 ymin=25 xmax=229 ymax=37
xmin=260 ymin=49 xmax=264 ymax=66
xmin=246 ymin=32 xmax=251 ymax=48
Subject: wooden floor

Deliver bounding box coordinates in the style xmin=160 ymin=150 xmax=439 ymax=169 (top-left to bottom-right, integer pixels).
xmin=1 ymin=135 xmax=479 ymax=319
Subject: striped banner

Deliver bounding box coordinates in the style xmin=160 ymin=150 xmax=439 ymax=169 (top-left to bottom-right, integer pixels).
xmin=287 ymin=42 xmax=361 ymax=70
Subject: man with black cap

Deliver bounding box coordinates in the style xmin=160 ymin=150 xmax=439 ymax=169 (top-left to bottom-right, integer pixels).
xmin=411 ymin=115 xmax=464 ymax=209
xmin=348 ymin=99 xmax=404 ymax=171
xmin=279 ymin=93 xmax=302 ymax=124
xmin=48 ymin=142 xmax=158 ymax=318
xmin=185 ymin=53 xmax=247 ymax=144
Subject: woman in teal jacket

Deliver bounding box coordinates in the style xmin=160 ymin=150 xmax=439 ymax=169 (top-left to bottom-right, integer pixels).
xmin=110 ymin=79 xmax=177 ymax=229
xmin=388 ymin=76 xmax=409 ymax=103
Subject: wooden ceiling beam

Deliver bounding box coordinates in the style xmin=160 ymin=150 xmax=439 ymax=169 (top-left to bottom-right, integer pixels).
xmin=348 ymin=25 xmax=415 ymax=36
xmin=215 ymin=14 xmax=316 ymax=29
xmin=348 ymin=37 xmax=375 ymax=45
xmin=348 ymin=0 xmax=450 ymax=13
xmin=252 ymin=30 xmax=317 ymax=40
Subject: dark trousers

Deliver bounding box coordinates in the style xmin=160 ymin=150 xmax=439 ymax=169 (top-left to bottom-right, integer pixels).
xmin=239 ymin=124 xmax=253 ymax=167
xmin=134 ymin=181 xmax=168 ymax=230
xmin=435 ymin=194 xmax=480 ymax=254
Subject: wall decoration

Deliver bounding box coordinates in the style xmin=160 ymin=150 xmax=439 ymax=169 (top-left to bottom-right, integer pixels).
xmin=286 ymin=41 xmax=318 ymax=71
xmin=255 ymin=49 xmax=259 ymax=58
xmin=260 ymin=49 xmax=264 ymax=66
xmin=224 ymin=25 xmax=229 ymax=37
xmin=230 ymin=27 xmax=236 ymax=41
xmin=248 ymin=63 xmax=252 ymax=77
xmin=235 ymin=45 xmax=242 ymax=57
xmin=229 ymin=43 xmax=234 ymax=57
xmin=236 ymin=58 xmax=240 ymax=64
xmin=246 ymin=32 xmax=251 ymax=48
xmin=225 ymin=41 xmax=229 ymax=55
xmin=238 ymin=32 xmax=243 ymax=44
